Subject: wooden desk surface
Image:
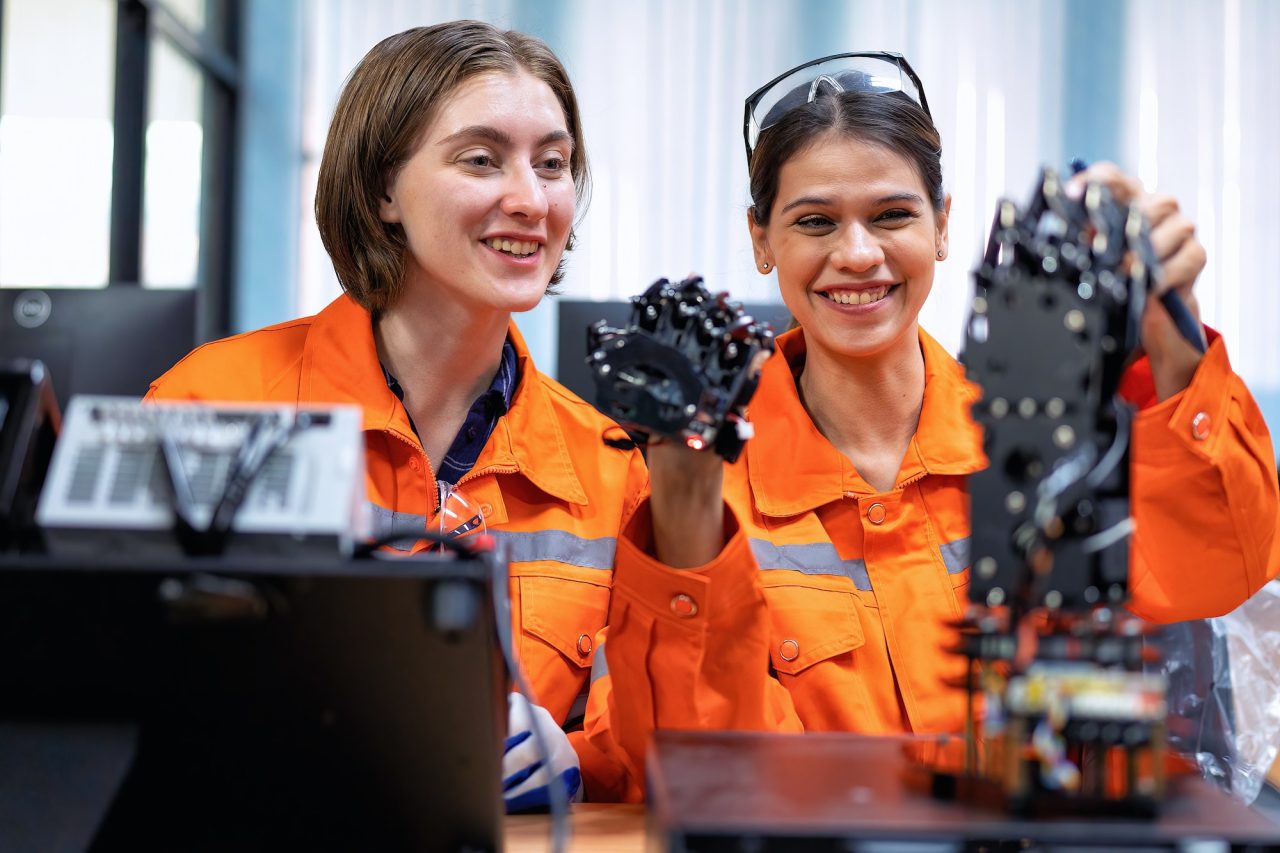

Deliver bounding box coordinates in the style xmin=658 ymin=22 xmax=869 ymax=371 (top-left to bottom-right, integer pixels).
xmin=504 ymin=803 xmax=646 ymax=852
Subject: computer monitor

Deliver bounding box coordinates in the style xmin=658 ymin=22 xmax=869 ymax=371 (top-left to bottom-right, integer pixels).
xmin=0 ymin=288 xmax=198 ymax=412
xmin=0 ymin=553 xmax=507 ymax=851
xmin=555 ymin=298 xmax=794 ymax=406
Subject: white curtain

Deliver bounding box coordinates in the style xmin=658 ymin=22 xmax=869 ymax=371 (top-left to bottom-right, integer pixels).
xmin=1123 ymin=0 xmax=1280 ymax=394
xmin=296 ymin=0 xmax=1279 ymax=412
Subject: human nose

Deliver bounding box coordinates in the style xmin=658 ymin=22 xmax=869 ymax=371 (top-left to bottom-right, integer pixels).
xmin=831 ymin=223 xmax=884 ymax=273
xmin=500 ymin=163 xmax=549 ymax=220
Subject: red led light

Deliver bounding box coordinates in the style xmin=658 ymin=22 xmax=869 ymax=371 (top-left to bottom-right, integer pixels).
xmin=686 ymin=436 xmax=705 ymax=450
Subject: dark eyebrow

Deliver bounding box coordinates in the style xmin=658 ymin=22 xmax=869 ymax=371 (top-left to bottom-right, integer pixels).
xmin=436 ymin=125 xmax=574 ymax=151
xmin=537 ymin=130 xmax=574 ymax=151
xmin=779 ymin=195 xmax=831 ymax=215
xmin=779 ymin=191 xmax=924 ymax=216
xmin=875 ymin=192 xmax=925 ymax=206
xmin=437 ymin=125 xmax=510 ymax=147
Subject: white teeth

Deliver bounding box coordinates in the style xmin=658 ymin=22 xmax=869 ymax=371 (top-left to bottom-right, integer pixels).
xmin=822 ymin=286 xmax=890 ymax=305
xmin=485 ymin=238 xmax=539 ymax=256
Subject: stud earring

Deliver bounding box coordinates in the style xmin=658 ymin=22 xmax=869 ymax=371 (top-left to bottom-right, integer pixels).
xmin=760 ymin=261 xmax=770 ymax=271
xmin=936 ymin=250 xmax=944 ymax=260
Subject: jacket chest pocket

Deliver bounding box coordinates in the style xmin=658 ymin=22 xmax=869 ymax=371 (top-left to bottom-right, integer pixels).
xmin=518 ymin=575 xmax=609 ymax=670
xmin=762 ymin=583 xmax=865 ymax=675
xmin=761 ymin=582 xmax=886 ymax=731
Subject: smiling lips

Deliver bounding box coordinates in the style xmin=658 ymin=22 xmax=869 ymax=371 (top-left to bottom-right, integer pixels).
xmin=483 ymin=237 xmax=540 ymax=257
xmin=818 ymin=285 xmax=894 ymax=306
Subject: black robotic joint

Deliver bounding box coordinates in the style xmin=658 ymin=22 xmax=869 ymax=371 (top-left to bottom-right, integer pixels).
xmin=586 ymin=276 xmax=775 ymax=463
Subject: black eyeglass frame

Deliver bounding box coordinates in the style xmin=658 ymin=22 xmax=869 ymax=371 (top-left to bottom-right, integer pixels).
xmin=742 ymin=50 xmax=932 ymax=165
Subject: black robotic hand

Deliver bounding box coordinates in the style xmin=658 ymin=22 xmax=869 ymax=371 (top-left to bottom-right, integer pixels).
xmin=586 ymin=276 xmax=775 ymax=463
xmin=964 ymin=167 xmax=1155 ymax=615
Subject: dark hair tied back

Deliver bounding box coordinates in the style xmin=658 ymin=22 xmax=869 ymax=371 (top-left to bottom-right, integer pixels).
xmin=748 ymin=90 xmax=943 ymax=227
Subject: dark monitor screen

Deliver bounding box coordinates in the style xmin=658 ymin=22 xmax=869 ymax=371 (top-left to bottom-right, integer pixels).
xmin=0 ymin=288 xmax=198 ymax=412
xmin=0 ymin=555 xmax=507 ymax=851
xmin=555 ymin=298 xmax=793 ymax=406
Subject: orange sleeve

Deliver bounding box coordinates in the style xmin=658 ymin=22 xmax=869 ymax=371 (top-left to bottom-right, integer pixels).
xmin=1127 ymin=335 xmax=1280 ymax=622
xmin=1117 ymin=326 xmax=1223 ymax=410
xmin=577 ymin=498 xmax=802 ymax=802
xmin=144 ymin=371 xmax=189 ymax=402
xmin=144 ymin=352 xmax=223 ymax=401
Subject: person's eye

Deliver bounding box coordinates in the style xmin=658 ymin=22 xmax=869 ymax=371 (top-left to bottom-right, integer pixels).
xmin=795 ymin=214 xmax=835 ymax=230
xmin=537 ymin=154 xmax=569 ymax=174
xmin=459 ymin=152 xmax=497 ymax=169
xmin=876 ymin=208 xmax=917 ymax=224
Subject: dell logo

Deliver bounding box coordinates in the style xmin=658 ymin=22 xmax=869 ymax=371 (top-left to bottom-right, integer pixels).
xmin=13 ymin=290 xmax=52 ymax=329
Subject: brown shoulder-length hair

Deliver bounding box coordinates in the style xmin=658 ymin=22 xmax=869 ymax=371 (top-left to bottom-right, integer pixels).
xmin=315 ymin=20 xmax=590 ymax=313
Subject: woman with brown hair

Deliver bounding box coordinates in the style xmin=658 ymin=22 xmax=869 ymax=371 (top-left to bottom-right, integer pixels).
xmin=148 ymin=20 xmax=646 ymax=810
xmin=580 ymin=53 xmax=1280 ymax=802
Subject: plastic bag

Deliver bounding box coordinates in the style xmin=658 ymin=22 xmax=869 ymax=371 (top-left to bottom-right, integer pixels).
xmin=1156 ymin=579 xmax=1280 ymax=803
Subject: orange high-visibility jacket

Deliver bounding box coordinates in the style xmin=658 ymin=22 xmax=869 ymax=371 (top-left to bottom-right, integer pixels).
xmin=146 ymin=294 xmax=648 ymax=725
xmin=580 ymin=326 xmax=1280 ymax=802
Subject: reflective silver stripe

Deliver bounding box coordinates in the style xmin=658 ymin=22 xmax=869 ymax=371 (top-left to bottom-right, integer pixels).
xmin=750 ymin=538 xmax=872 ymax=592
xmin=565 ymin=691 xmax=589 ymax=722
xmin=367 ymin=502 xmax=427 ymax=551
xmin=590 ymin=641 xmax=609 ymax=683
xmin=939 ymin=537 xmax=970 ymax=574
xmin=490 ymin=529 xmax=615 ymax=570
xmin=366 ymin=503 xmax=615 ymax=567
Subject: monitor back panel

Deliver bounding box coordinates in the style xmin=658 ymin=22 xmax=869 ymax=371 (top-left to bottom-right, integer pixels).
xmin=1 ymin=561 xmax=506 ymax=852
xmin=0 ymin=288 xmax=197 ymax=411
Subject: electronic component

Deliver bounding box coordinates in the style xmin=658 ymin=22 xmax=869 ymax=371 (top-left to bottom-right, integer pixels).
xmin=586 ymin=276 xmax=775 ymax=462
xmin=36 ymin=397 xmax=367 ymax=558
xmin=935 ymin=168 xmax=1172 ymax=816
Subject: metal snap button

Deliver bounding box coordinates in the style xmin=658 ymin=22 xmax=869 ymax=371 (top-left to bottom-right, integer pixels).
xmin=779 ymin=639 xmax=800 ymax=662
xmin=670 ymin=594 xmax=698 ymax=618
xmin=1191 ymin=412 xmax=1211 ymax=441
xmin=576 ymin=633 xmax=593 ymax=656
xmin=480 ymin=503 xmax=493 ymax=518
xmin=867 ymin=503 xmax=887 ymax=524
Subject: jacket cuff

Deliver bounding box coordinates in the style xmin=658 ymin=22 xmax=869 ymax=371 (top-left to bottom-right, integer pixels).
xmin=1118 ymin=325 xmax=1223 ymax=410
xmin=613 ymin=498 xmax=758 ymax=629
xmin=1132 ymin=335 xmax=1233 ymax=464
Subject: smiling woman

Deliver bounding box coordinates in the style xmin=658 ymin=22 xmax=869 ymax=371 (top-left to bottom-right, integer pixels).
xmin=377 ymin=72 xmax=576 ymax=320
xmin=577 ymin=51 xmax=1280 ymax=804
xmin=144 ymin=20 xmax=648 ymax=813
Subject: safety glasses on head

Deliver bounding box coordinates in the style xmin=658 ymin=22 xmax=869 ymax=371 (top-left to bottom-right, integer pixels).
xmin=743 ymin=51 xmax=931 ymax=164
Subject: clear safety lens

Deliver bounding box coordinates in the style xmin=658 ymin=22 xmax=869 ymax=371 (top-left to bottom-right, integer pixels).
xmin=744 ymin=52 xmax=929 ymax=160
xmin=429 ymin=481 xmax=486 ymax=546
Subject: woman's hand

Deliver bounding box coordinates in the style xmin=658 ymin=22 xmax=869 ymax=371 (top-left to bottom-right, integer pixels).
xmin=1069 ymin=162 xmax=1208 ymax=401
xmin=503 ymin=693 xmax=582 ymax=812
xmin=647 ymin=439 xmax=726 ymax=569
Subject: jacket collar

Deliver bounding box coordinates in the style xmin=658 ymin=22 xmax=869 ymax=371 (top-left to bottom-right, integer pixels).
xmin=487 ymin=321 xmax=589 ymax=506
xmin=299 ymin=294 xmax=587 ymax=506
xmin=746 ymin=326 xmax=986 ymax=517
xmin=299 ymin=294 xmax=405 ymax=433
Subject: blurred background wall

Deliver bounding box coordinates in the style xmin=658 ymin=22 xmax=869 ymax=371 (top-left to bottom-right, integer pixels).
xmin=2 ymin=0 xmax=1277 ymax=427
